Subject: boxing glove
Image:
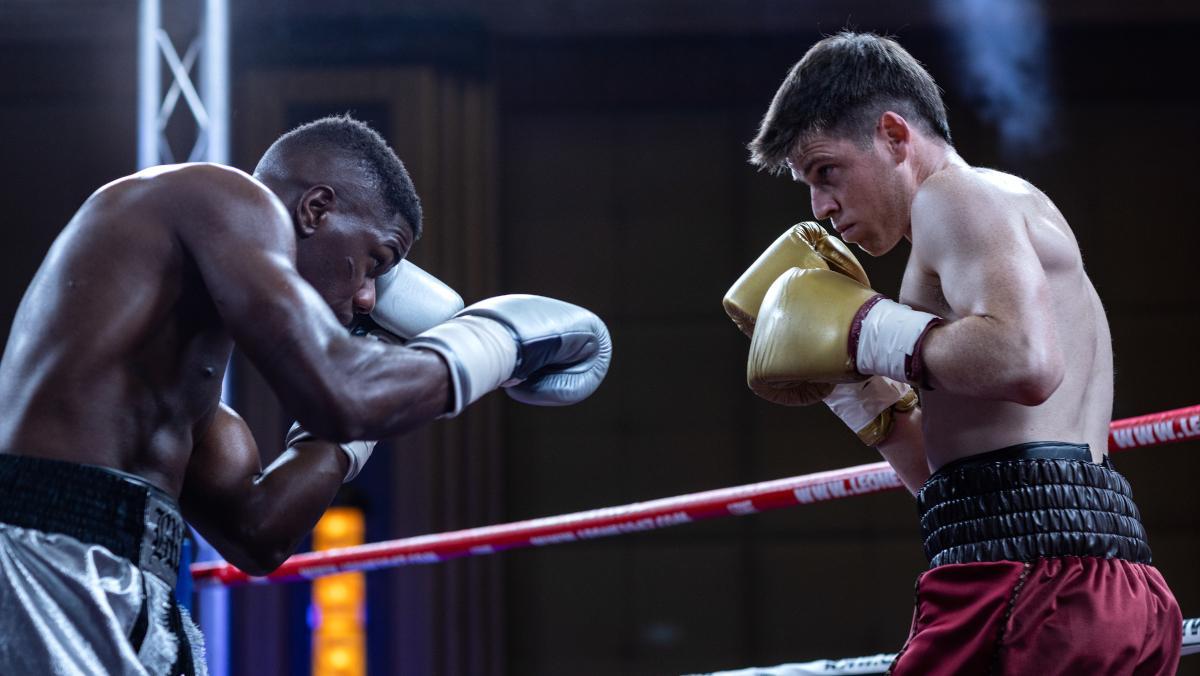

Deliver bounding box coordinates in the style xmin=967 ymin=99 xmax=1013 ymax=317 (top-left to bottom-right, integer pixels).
xmin=823 ymin=377 xmax=920 ymax=447
xmin=408 ymin=295 xmax=612 ymax=416
xmin=748 ymin=267 xmax=939 ymax=401
xmin=285 ymin=421 xmax=377 ymax=482
xmin=723 ymin=222 xmax=869 ymax=337
xmin=368 ymin=260 xmax=464 ymax=340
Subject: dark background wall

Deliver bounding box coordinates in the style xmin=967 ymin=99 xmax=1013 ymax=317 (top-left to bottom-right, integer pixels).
xmin=1 ymin=1 xmax=1198 ymax=674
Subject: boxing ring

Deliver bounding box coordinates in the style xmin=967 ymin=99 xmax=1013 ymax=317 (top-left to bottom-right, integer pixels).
xmin=191 ymin=404 xmax=1200 ymax=670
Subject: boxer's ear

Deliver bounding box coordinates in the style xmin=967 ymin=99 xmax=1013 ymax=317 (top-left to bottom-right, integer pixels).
xmin=877 ymin=111 xmax=910 ymax=161
xmin=296 ymin=185 xmax=336 ymax=238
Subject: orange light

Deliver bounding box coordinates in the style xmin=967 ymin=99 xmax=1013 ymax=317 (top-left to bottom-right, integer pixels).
xmin=312 ymin=507 xmax=366 ymax=676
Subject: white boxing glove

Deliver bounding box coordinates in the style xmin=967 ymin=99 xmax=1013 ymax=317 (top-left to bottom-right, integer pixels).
xmin=407 ymin=294 xmax=612 ymax=416
xmin=369 ymin=260 xmax=465 ymax=340
xmin=285 ymin=421 xmax=376 ymax=483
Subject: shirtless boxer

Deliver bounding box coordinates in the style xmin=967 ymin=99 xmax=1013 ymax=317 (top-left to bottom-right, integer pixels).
xmin=723 ymin=33 xmax=1180 ymax=674
xmin=0 ymin=115 xmax=611 ymax=675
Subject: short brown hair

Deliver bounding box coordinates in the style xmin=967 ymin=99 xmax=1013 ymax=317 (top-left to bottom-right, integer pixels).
xmin=749 ymin=32 xmax=952 ymax=175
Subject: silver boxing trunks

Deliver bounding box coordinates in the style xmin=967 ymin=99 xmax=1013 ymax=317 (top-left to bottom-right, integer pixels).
xmin=0 ymin=454 xmax=206 ymax=675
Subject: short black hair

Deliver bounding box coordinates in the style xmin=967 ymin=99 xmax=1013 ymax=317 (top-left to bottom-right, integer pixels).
xmin=257 ymin=114 xmax=423 ymax=238
xmin=749 ymin=32 xmax=952 ymax=174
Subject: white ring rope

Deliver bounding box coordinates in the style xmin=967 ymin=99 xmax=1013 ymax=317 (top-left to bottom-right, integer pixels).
xmin=692 ymin=617 xmax=1200 ymax=675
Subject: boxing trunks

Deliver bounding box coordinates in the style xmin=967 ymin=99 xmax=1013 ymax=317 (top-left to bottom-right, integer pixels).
xmin=888 ymin=442 xmax=1180 ymax=675
xmin=0 ymin=454 xmax=206 ymax=675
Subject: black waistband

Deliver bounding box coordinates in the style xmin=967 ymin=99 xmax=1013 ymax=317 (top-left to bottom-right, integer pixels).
xmin=0 ymin=454 xmax=185 ymax=588
xmin=917 ymin=441 xmax=1151 ymax=568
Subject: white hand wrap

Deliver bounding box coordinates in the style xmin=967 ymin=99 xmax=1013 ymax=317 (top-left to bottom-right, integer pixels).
xmin=854 ymin=298 xmax=941 ymax=386
xmin=370 ymin=261 xmax=465 ymax=340
xmin=824 ymin=376 xmax=916 ymax=446
xmin=407 ymin=316 xmax=518 ymax=417
xmin=286 ymin=422 xmax=378 ymax=483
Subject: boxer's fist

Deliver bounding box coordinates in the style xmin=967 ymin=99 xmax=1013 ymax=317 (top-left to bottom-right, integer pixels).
xmin=408 ymin=295 xmax=611 ymax=416
xmin=285 ymin=421 xmax=377 ymax=482
xmin=747 ymin=268 xmax=877 ymax=405
xmin=823 ymin=377 xmax=919 ymax=446
xmin=723 ymin=222 xmax=868 ymax=336
xmin=749 ymin=266 xmax=941 ymax=406
xmin=747 ymin=270 xmax=921 ymax=445
xmin=368 ymin=260 xmax=464 ymax=340
xmin=460 ymin=295 xmax=612 ymax=406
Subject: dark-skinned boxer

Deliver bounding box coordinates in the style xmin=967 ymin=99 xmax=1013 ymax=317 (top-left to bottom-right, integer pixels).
xmin=0 ymin=116 xmax=611 ymax=675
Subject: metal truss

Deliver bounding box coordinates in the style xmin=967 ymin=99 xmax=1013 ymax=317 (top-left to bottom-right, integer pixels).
xmin=138 ymin=0 xmax=228 ymax=169
xmin=137 ymin=3 xmax=231 ymax=675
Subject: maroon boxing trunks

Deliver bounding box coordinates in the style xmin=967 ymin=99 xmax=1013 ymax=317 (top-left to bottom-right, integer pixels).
xmin=889 ymin=442 xmax=1181 ymax=675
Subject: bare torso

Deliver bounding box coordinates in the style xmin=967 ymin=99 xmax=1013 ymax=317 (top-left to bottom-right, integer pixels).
xmin=901 ymin=168 xmax=1113 ymax=470
xmin=0 ymin=165 xmax=256 ymax=496
xmin=0 ymin=157 xmax=451 ymax=574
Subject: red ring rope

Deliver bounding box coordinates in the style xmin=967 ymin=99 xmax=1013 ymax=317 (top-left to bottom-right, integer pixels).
xmin=1108 ymin=404 xmax=1200 ymax=450
xmin=192 ymin=404 xmax=1200 ymax=587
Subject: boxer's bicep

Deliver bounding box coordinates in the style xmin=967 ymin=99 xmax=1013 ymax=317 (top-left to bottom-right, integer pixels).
xmin=913 ymin=180 xmax=1063 ymax=399
xmin=180 ymin=404 xmax=264 ymax=565
xmin=915 ymin=183 xmax=1056 ymax=347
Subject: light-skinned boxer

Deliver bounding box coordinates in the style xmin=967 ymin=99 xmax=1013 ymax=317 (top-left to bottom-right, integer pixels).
xmin=724 ymin=33 xmax=1179 ymax=675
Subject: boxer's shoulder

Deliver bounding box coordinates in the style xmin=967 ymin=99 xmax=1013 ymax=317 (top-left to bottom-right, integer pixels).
xmin=913 ymin=167 xmax=1011 ymax=230
xmin=919 ymin=165 xmax=1030 ymax=197
xmin=149 ymin=163 xmax=286 ymax=219
xmin=107 ymin=163 xmax=294 ymax=256
xmin=911 ymin=167 xmax=1040 ymax=266
xmin=90 ymin=163 xmax=286 ymax=229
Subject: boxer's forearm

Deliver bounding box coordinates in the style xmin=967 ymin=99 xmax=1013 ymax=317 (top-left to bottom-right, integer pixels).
xmin=272 ymin=338 xmax=452 ymax=442
xmin=875 ymin=407 xmax=929 ymax=494
xmin=187 ymin=442 xmax=347 ymax=576
xmin=919 ymin=317 xmax=1064 ymax=405
xmin=239 ymin=442 xmax=349 ymax=573
xmin=182 ymin=403 xmax=353 ymax=576
xmin=327 ymin=343 xmax=453 ymax=438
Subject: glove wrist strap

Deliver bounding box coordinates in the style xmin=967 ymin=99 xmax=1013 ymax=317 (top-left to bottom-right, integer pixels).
xmin=286 ymin=423 xmax=378 ymax=482
xmin=824 ymin=376 xmax=917 ymax=446
xmin=852 ymin=297 xmax=941 ymax=387
xmin=408 ymin=316 xmax=518 ymax=417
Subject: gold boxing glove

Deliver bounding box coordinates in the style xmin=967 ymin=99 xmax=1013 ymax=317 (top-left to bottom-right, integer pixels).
xmin=749 ymin=267 xmax=934 ymax=445
xmin=723 ymin=222 xmax=868 ymax=337
xmin=747 ymin=268 xmax=877 ymax=402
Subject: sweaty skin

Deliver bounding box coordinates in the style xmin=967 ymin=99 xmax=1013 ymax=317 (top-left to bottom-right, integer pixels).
xmin=792 ymin=111 xmax=1111 ymax=485
xmin=902 ymin=168 xmax=1112 ymax=470
xmin=0 ymin=162 xmax=450 ymax=573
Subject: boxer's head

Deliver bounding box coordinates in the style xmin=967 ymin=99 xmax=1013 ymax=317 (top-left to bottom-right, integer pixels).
xmin=254 ymin=115 xmax=423 ymax=325
xmin=749 ymin=32 xmax=952 ymax=256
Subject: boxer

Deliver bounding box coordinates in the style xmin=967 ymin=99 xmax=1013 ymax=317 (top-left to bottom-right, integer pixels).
xmin=725 ymin=33 xmax=1179 ymax=674
xmin=0 ymin=115 xmax=611 ymax=674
